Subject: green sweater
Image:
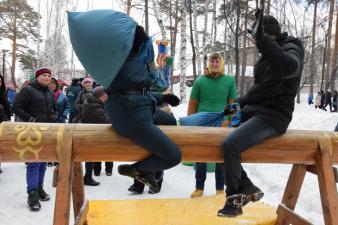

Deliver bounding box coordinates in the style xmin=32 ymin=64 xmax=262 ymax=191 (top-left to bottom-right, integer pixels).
xmin=190 ymin=74 xmax=237 ymax=119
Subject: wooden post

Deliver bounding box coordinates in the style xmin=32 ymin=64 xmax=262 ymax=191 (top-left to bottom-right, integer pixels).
xmin=53 ymin=127 xmax=73 ymax=225
xmin=316 ymin=137 xmax=338 ymax=225
xmin=72 ymin=162 xmax=86 ymax=222
xmin=275 ymin=164 xmax=307 ymax=225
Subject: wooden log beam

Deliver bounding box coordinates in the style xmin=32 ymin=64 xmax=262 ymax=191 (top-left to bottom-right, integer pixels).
xmin=0 ymin=122 xmax=337 ymax=164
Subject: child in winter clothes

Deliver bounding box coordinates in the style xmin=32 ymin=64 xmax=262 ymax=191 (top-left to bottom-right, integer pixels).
xmin=12 ymin=67 xmax=57 ymax=211
xmin=332 ymin=91 xmax=337 ymax=112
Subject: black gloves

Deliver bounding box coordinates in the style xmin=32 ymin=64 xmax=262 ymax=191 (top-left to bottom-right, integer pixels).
xmin=250 ymin=9 xmax=264 ymax=44
xmin=163 ymin=94 xmax=180 ymax=107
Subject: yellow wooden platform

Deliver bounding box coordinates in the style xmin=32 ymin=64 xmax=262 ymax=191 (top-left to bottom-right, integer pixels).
xmin=87 ymin=195 xmax=276 ymax=225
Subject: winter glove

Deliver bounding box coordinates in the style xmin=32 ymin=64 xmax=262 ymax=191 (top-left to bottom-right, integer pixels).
xmin=224 ymin=102 xmax=241 ymax=115
xmin=163 ymin=94 xmax=180 ymax=107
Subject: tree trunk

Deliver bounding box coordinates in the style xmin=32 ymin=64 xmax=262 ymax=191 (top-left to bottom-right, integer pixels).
xmin=210 ymin=0 xmax=216 ymax=49
xmin=193 ymin=0 xmax=201 ymax=75
xmin=169 ymin=0 xmax=180 ymax=93
xmin=145 ymin=0 xmax=149 ymax=33
xmin=188 ymin=0 xmax=197 ymax=80
xmin=202 ymin=0 xmax=211 ymax=69
xmin=309 ymin=0 xmax=318 ymax=96
xmin=321 ymin=34 xmax=328 ymax=91
xmin=11 ymin=10 xmax=17 ymax=90
xmin=152 ymin=0 xmax=166 ymax=38
xmin=180 ymin=0 xmax=187 ymax=102
xmin=324 ymin=0 xmax=335 ymax=91
xmin=234 ymin=0 xmax=241 ymax=86
xmin=127 ymin=0 xmax=132 ymax=15
xmin=240 ymin=0 xmax=248 ymax=96
xmin=329 ymin=4 xmax=338 ymax=91
xmin=266 ymin=0 xmax=271 ymax=15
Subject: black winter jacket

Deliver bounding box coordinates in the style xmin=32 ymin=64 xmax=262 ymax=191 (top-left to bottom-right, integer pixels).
xmin=12 ymin=80 xmax=57 ymax=122
xmin=238 ymin=33 xmax=304 ymax=134
xmin=80 ymin=95 xmax=110 ymax=124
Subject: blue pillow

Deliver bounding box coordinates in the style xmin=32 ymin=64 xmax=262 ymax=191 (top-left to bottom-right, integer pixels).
xmin=68 ymin=10 xmax=137 ymax=87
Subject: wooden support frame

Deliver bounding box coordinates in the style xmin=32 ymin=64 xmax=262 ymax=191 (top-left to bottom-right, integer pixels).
xmin=53 ymin=127 xmax=74 ymax=225
xmin=0 ymin=122 xmax=337 ymax=225
xmin=74 ymin=200 xmax=89 ymax=225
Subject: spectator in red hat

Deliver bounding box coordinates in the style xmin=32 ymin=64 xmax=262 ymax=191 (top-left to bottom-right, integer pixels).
xmin=12 ymin=67 xmax=57 ymax=211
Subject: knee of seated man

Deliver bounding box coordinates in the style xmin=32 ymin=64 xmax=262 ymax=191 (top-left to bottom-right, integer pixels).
xmin=222 ymin=141 xmax=241 ymax=156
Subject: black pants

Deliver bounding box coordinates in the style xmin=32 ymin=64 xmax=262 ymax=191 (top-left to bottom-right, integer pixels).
xmin=68 ymin=111 xmax=77 ymax=123
xmin=94 ymin=162 xmax=114 ymax=174
xmin=128 ymin=108 xmax=180 ymax=172
xmin=222 ymin=116 xmax=278 ymax=196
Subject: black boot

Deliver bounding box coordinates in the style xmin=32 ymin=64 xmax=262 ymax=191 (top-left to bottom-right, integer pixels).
xmin=239 ymin=184 xmax=264 ymax=207
xmin=118 ymin=164 xmax=159 ymax=192
xmin=28 ymin=190 xmax=41 ymax=211
xmin=38 ymin=186 xmax=50 ymax=201
xmin=84 ymin=176 xmax=100 ymax=186
xmin=217 ymin=194 xmax=245 ymax=217
xmin=148 ymin=173 xmax=163 ymax=194
xmin=128 ymin=180 xmax=145 ymax=194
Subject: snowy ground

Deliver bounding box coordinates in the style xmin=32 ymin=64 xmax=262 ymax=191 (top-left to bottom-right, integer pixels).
xmin=0 ymin=94 xmax=337 ymax=225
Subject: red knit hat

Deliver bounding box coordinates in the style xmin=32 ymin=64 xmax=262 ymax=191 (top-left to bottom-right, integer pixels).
xmin=35 ymin=67 xmax=51 ymax=77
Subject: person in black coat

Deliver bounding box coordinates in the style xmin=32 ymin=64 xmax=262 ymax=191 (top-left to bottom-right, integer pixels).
xmin=80 ymin=86 xmax=113 ymax=185
xmin=12 ymin=67 xmax=57 ymax=211
xmin=324 ymin=89 xmax=332 ymax=112
xmin=0 ymin=74 xmax=11 ymax=122
xmin=218 ymin=11 xmax=304 ymax=217
xmin=66 ymin=78 xmax=81 ymax=123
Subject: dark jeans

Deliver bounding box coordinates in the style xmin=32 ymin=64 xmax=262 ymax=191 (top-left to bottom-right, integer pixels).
xmin=335 ymin=122 xmax=338 ymax=132
xmin=126 ymin=108 xmax=180 ymax=172
xmin=26 ymin=163 xmax=47 ymax=192
xmin=222 ymin=116 xmax=279 ymax=196
xmin=94 ymin=162 xmax=114 ymax=174
xmin=195 ymin=163 xmax=224 ymax=190
xmin=68 ymin=111 xmax=77 ymax=123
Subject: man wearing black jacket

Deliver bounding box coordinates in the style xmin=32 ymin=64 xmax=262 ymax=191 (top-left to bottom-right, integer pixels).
xmin=218 ymin=11 xmax=304 ymax=217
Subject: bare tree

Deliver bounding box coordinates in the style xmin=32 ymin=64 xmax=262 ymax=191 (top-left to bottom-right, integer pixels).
xmin=240 ymin=0 xmax=248 ymax=96
xmin=202 ymin=0 xmax=211 ymax=69
xmin=309 ymin=0 xmax=318 ymax=96
xmin=180 ymin=0 xmax=187 ymax=102
xmin=188 ymin=0 xmax=197 ymax=80
xmin=193 ymin=0 xmax=201 ymax=75
xmin=329 ymin=4 xmax=338 ymax=91
xmin=324 ymin=0 xmax=335 ymax=90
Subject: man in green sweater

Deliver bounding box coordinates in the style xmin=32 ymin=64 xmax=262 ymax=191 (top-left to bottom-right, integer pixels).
xmin=187 ymin=52 xmax=237 ymax=198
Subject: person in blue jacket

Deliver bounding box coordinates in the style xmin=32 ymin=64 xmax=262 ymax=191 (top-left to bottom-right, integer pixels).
xmin=49 ymin=78 xmax=70 ymax=123
xmin=106 ymin=25 xmax=182 ymax=193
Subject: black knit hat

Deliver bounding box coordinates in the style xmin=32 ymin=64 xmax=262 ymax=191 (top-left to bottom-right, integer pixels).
xmin=263 ymin=15 xmax=281 ymax=36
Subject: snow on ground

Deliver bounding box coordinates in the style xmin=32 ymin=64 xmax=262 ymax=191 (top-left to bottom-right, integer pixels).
xmin=0 ymin=94 xmax=337 ymax=225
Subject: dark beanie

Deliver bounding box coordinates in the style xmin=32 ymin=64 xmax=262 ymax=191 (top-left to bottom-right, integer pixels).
xmin=263 ymin=15 xmax=281 ymax=36
xmin=93 ymin=86 xmax=106 ymax=99
xmin=35 ymin=67 xmax=51 ymax=77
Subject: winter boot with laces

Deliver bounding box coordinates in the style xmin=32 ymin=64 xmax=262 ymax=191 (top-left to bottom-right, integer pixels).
xmin=38 ymin=185 xmax=50 ymax=201
xmin=217 ymin=194 xmax=245 ymax=217
xmin=238 ymin=184 xmax=264 ymax=207
xmin=28 ymin=190 xmax=41 ymax=211
xmin=118 ymin=164 xmax=159 ymax=193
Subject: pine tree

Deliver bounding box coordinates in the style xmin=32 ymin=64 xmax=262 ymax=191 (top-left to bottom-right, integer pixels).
xmin=0 ymin=0 xmax=40 ymax=89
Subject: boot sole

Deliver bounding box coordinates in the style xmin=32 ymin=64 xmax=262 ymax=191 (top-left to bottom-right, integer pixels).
xmin=242 ymin=191 xmax=264 ymax=206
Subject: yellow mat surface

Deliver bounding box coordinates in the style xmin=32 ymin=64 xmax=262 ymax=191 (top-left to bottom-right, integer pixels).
xmin=87 ymin=195 xmax=276 ymax=225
